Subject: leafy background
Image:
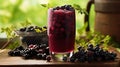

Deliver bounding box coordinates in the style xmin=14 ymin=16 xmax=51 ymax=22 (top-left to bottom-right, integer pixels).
xmin=0 ymin=0 xmax=95 ymax=38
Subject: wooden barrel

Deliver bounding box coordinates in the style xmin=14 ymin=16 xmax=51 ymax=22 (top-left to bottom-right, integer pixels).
xmin=94 ymin=0 xmax=120 ymax=42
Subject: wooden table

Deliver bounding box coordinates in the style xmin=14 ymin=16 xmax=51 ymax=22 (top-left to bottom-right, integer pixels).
xmin=0 ymin=49 xmax=120 ymax=67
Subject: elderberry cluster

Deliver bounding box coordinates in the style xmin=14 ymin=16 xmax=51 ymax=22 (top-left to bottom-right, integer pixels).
xmin=69 ymin=44 xmax=117 ymax=62
xmin=53 ymin=5 xmax=74 ymax=11
xmin=8 ymin=44 xmax=51 ymax=62
xmin=19 ymin=26 xmax=47 ymax=32
xmin=17 ymin=26 xmax=48 ymax=46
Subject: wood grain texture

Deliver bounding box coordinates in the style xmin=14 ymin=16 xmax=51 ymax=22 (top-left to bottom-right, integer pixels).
xmin=0 ymin=49 xmax=120 ymax=67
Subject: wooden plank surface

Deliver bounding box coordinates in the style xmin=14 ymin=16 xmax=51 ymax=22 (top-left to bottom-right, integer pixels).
xmin=0 ymin=49 xmax=120 ymax=67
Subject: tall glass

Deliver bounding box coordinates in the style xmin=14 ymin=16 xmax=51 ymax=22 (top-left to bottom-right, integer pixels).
xmin=48 ymin=5 xmax=76 ymax=61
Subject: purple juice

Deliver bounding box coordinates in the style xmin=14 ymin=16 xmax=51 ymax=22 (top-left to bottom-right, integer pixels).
xmin=48 ymin=5 xmax=76 ymax=54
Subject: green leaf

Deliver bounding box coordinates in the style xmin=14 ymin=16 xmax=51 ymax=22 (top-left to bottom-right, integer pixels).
xmin=73 ymin=4 xmax=88 ymax=15
xmin=40 ymin=3 xmax=51 ymax=8
xmin=20 ymin=20 xmax=31 ymax=27
xmin=73 ymin=4 xmax=81 ymax=10
xmin=41 ymin=4 xmax=47 ymax=7
xmin=82 ymin=8 xmax=88 ymax=15
xmin=35 ymin=29 xmax=41 ymax=33
xmin=0 ymin=28 xmax=5 ymax=33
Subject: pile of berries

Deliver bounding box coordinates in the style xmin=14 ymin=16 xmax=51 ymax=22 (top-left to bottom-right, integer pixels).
xmin=53 ymin=5 xmax=74 ymax=11
xmin=8 ymin=44 xmax=117 ymax=62
xmin=68 ymin=44 xmax=117 ymax=62
xmin=19 ymin=26 xmax=47 ymax=32
xmin=8 ymin=44 xmax=51 ymax=62
xmin=21 ymin=36 xmax=48 ymax=46
xmin=17 ymin=26 xmax=48 ymax=46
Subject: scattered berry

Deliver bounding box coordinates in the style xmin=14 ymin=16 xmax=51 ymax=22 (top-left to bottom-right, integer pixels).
xmin=42 ymin=53 xmax=47 ymax=60
xmin=36 ymin=53 xmax=43 ymax=59
xmin=44 ymin=47 xmax=50 ymax=55
xmin=19 ymin=27 xmax=26 ymax=32
xmin=46 ymin=55 xmax=51 ymax=62
xmin=70 ymin=57 xmax=76 ymax=62
xmin=77 ymin=46 xmax=82 ymax=51
xmin=8 ymin=50 xmax=14 ymax=56
xmin=62 ymin=56 xmax=68 ymax=62
xmin=43 ymin=26 xmax=47 ymax=29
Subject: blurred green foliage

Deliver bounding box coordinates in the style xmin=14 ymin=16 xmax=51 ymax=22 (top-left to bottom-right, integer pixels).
xmin=0 ymin=0 xmax=95 ymax=37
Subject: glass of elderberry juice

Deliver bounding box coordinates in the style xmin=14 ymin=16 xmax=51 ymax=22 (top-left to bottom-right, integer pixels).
xmin=48 ymin=5 xmax=76 ymax=61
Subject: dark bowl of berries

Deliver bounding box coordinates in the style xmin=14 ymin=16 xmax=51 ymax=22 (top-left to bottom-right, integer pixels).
xmin=15 ymin=26 xmax=48 ymax=48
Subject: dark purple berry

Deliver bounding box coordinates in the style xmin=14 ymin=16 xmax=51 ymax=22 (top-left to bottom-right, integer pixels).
xmin=88 ymin=44 xmax=93 ymax=48
xmin=14 ymin=46 xmax=24 ymax=51
xmin=94 ymin=45 xmax=100 ymax=51
xmin=111 ymin=52 xmax=117 ymax=58
xmin=38 ymin=27 xmax=43 ymax=31
xmin=87 ymin=44 xmax=94 ymax=51
xmin=23 ymin=54 xmax=31 ymax=59
xmin=36 ymin=53 xmax=43 ymax=59
xmin=78 ymin=57 xmax=85 ymax=62
xmin=19 ymin=27 xmax=26 ymax=32
xmin=8 ymin=51 xmax=14 ymax=56
xmin=38 ymin=49 xmax=44 ymax=53
xmin=43 ymin=26 xmax=47 ymax=29
xmin=72 ymin=52 xmax=80 ymax=58
xmin=42 ymin=53 xmax=47 ymax=60
xmin=53 ymin=8 xmax=56 ymax=10
xmin=13 ymin=50 xmax=21 ymax=56
xmin=44 ymin=47 xmax=50 ymax=55
xmin=26 ymin=27 xmax=35 ymax=32
xmin=40 ymin=44 xmax=47 ymax=49
xmin=46 ymin=55 xmax=51 ymax=62
xmin=56 ymin=6 xmax=60 ymax=10
xmin=62 ymin=56 xmax=68 ymax=62
xmin=77 ymin=46 xmax=82 ymax=51
xmin=64 ymin=5 xmax=72 ymax=10
xmin=70 ymin=57 xmax=76 ymax=62
xmin=61 ymin=6 xmax=65 ymax=9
